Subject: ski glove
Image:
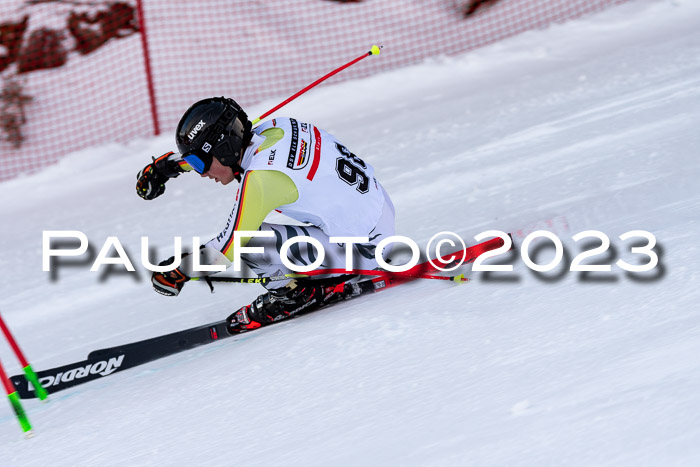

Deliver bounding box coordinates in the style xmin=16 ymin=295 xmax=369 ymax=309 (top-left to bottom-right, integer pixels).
xmin=136 ymin=163 xmax=167 ymax=200
xmin=136 ymin=151 xmax=184 ymax=200
xmin=151 ymin=257 xmax=189 ymax=296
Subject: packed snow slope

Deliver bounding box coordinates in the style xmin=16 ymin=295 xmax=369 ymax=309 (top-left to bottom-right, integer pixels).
xmin=1 ymin=0 xmax=699 ymax=465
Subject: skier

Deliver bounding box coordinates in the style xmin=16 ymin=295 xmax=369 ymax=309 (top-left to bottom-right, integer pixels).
xmin=136 ymin=97 xmax=395 ymax=333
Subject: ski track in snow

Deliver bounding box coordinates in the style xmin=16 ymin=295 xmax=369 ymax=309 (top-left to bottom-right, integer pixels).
xmin=1 ymin=0 xmax=700 ymax=465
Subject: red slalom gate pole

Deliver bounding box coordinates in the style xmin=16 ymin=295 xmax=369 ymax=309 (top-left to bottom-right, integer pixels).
xmin=0 ymin=356 xmax=33 ymax=437
xmin=296 ymin=235 xmax=507 ymax=282
xmin=196 ymin=235 xmax=508 ymax=286
xmin=251 ymin=45 xmax=382 ymax=126
xmin=292 ymin=268 xmax=468 ymax=283
xmin=0 ymin=313 xmax=48 ymax=401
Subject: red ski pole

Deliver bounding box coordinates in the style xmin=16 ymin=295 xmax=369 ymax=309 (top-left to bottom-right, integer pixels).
xmin=251 ymin=45 xmax=382 ymax=126
xmin=0 ymin=356 xmax=33 ymax=437
xmin=0 ymin=313 xmax=48 ymax=401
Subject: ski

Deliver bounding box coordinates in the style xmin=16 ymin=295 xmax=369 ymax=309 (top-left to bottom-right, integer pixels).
xmin=10 ymin=320 xmax=233 ymax=399
xmin=8 ymin=278 xmax=388 ymax=399
xmin=11 ymin=235 xmax=508 ymax=399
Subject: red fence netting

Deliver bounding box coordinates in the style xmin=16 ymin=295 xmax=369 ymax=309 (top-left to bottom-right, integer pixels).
xmin=0 ymin=0 xmax=629 ymax=182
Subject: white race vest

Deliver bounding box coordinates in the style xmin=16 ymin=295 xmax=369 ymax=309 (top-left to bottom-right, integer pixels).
xmin=241 ymin=118 xmax=385 ymax=237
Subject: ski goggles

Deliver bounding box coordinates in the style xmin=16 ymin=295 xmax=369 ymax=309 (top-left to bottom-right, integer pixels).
xmin=182 ymin=153 xmax=212 ymax=174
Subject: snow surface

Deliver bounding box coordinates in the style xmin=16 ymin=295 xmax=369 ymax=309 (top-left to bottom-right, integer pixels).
xmin=2 ymin=0 xmax=700 ymax=465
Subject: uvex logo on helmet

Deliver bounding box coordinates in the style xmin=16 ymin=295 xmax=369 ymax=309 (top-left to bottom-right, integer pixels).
xmin=188 ymin=120 xmax=206 ymax=141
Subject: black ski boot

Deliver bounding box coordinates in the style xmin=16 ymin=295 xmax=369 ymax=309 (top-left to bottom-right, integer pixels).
xmin=226 ymin=277 xmax=353 ymax=334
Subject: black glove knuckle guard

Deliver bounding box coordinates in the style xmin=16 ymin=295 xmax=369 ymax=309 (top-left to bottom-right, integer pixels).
xmin=151 ymin=256 xmax=190 ymax=296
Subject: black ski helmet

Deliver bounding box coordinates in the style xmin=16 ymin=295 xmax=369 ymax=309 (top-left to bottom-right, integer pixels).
xmin=175 ymin=97 xmax=252 ymax=175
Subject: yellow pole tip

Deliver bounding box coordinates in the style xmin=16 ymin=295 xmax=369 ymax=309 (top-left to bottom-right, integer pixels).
xmin=453 ymin=274 xmax=468 ymax=283
xmin=370 ymin=45 xmax=381 ymax=55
